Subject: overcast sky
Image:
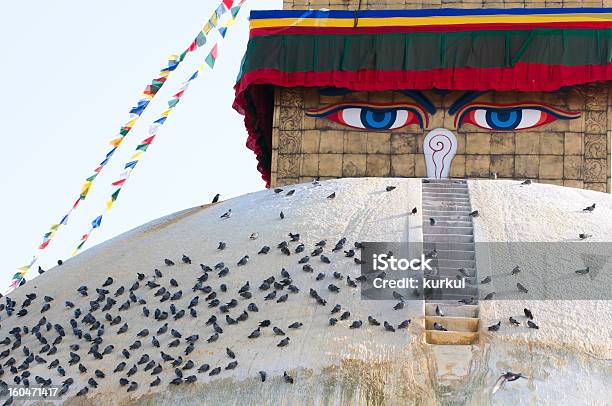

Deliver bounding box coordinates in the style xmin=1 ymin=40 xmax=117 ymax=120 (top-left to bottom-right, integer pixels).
xmin=0 ymin=0 xmax=282 ymax=287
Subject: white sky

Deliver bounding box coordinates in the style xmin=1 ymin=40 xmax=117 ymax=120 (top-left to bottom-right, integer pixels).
xmin=0 ymin=0 xmax=282 ymax=286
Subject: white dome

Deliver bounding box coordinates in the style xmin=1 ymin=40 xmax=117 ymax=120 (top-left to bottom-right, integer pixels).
xmin=2 ymin=178 xmax=611 ymax=405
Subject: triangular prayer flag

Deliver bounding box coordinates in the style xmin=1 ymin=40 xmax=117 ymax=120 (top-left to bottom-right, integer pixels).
xmin=188 ymin=40 xmax=198 ymax=52
xmin=60 ymin=214 xmax=69 ymax=225
xmin=92 ymin=215 xmax=103 ymax=229
xmin=18 ymin=265 xmax=30 ymax=272
xmin=167 ymin=99 xmax=179 ymax=108
xmin=141 ymin=135 xmax=156 ymax=144
xmin=125 ymin=161 xmax=138 ymax=170
xmin=106 ymin=199 xmax=114 ymax=210
xmin=112 ymin=179 xmax=126 ymax=187
xmin=111 ymin=189 xmax=121 ymax=201
xmin=223 ymin=0 xmax=233 ymax=9
xmin=210 ymin=13 xmax=219 ymax=27
xmin=130 ymin=151 xmax=144 ymax=161
xmin=38 ymin=240 xmax=50 ymax=250
xmin=109 ymin=137 xmax=123 ymax=147
xmin=219 ymin=27 xmax=228 ymax=38
xmin=203 ymin=22 xmax=213 ymax=34
xmin=154 ymin=117 xmax=167 ymax=125
xmin=210 ymin=44 xmax=218 ymax=59
xmin=50 ymin=224 xmax=60 ymax=231
xmin=231 ymin=6 xmax=240 ymax=18
xmin=205 ymin=53 xmax=216 ymax=68
xmin=86 ymin=173 xmax=98 ymax=182
xmin=195 ymin=31 xmax=206 ymax=47
xmin=136 ymin=143 xmax=150 ymax=152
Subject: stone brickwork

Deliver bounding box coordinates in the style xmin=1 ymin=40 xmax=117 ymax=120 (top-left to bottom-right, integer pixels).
xmin=270 ymin=86 xmax=611 ymax=192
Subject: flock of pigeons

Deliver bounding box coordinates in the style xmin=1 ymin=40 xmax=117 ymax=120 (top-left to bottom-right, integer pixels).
xmin=1 ymin=180 xmax=596 ymax=403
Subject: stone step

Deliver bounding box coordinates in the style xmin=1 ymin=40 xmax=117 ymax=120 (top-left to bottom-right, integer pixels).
xmin=422 ymin=226 xmax=473 ymax=235
xmin=422 ymin=192 xmax=471 ymax=199
xmin=423 ymin=205 xmax=472 ymax=212
xmin=423 ymin=234 xmax=475 ymax=243
xmin=425 ymin=330 xmax=479 ymax=345
xmin=425 ymin=316 xmax=479 ymax=332
xmin=424 ymin=292 xmax=478 ymax=303
xmin=432 ymin=266 xmax=476 ymax=277
xmin=424 ymin=249 xmax=475 ymax=260
xmin=425 ymin=303 xmax=479 ymax=318
xmin=428 ymin=259 xmax=476 ymax=269
xmin=424 ymin=242 xmax=475 ymax=251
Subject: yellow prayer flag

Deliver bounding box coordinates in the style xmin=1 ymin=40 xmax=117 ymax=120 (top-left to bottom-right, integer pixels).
xmin=125 ymin=117 xmax=139 ymax=128
xmin=106 ymin=199 xmax=114 ymax=211
xmin=50 ymin=224 xmax=60 ymax=231
xmin=18 ymin=265 xmax=29 ymax=272
xmin=130 ymin=151 xmax=144 ymax=161
xmin=225 ymin=18 xmax=235 ymax=27
xmin=109 ymin=137 xmax=123 ymax=147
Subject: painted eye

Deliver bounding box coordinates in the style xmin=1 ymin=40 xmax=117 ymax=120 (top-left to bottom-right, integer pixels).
xmin=306 ymin=103 xmax=427 ymax=130
xmin=455 ymin=103 xmax=580 ymax=131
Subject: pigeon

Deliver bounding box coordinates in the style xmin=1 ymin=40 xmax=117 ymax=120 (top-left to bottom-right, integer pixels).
xmin=517 ymin=283 xmax=528 ymax=293
xmin=383 ymin=321 xmax=395 ymax=332
xmin=429 ymin=217 xmax=436 ymax=226
xmin=259 ymin=371 xmax=267 ymax=382
xmin=226 ymin=361 xmax=238 ymax=370
xmin=575 ymin=267 xmax=590 ymax=275
xmin=469 ymin=210 xmax=479 ymax=217
xmin=274 ymin=188 xmax=283 ymax=194
xmin=527 ymin=320 xmax=539 ymax=329
xmin=493 ymin=372 xmax=527 ymax=394
xmin=488 ymin=321 xmax=501 ymax=331
xmin=102 ymin=277 xmax=114 ymax=287
xmin=509 ymin=317 xmax=520 ymax=326
xmin=579 ymin=233 xmax=592 ymax=240
xmin=327 ymin=192 xmax=336 ymax=199
xmin=349 ymin=320 xmax=362 ymax=329
xmin=368 ymin=316 xmax=380 ymax=326
xmin=280 ymin=211 xmax=285 ymax=219
xmin=286 ymin=190 xmax=295 ymax=196
xmin=480 ymin=276 xmax=491 ymax=284
xmin=150 ymin=376 xmax=161 ymax=387
xmin=385 ymin=186 xmax=396 ymax=192
xmin=433 ymin=322 xmax=447 ymax=331
xmin=288 ymin=322 xmax=303 ymax=329
xmin=277 ymin=337 xmax=290 ymax=347
xmin=582 ymin=203 xmax=596 ymax=212
xmin=258 ymin=246 xmax=270 ymax=255
xmin=329 ymin=318 xmax=338 ymax=326
xmin=397 ymin=320 xmax=411 ymax=329
xmin=283 ymin=371 xmax=294 ymax=384
xmin=212 ymin=194 xmax=220 ymax=203
xmin=237 ymin=256 xmax=249 ymax=266
xmin=435 ymin=305 xmax=444 ymax=317
xmin=220 ymin=209 xmax=231 ymax=219
xmin=340 ymin=311 xmax=350 ymax=321
xmin=511 ymin=266 xmax=521 ymax=275
xmin=209 ymin=367 xmax=221 ymax=376
xmin=521 ymin=179 xmax=532 ymax=185
xmin=273 ymin=327 xmax=285 ymax=336
xmin=410 ymin=207 xmax=417 ymax=215
xmin=250 ymin=233 xmax=259 ymax=240
xmin=217 ymin=241 xmax=227 ymax=251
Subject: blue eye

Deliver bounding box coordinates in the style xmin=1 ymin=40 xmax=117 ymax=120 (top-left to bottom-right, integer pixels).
xmin=486 ymin=110 xmax=521 ymax=129
xmin=455 ymin=103 xmax=582 ymax=131
xmin=305 ymin=103 xmax=427 ymax=130
xmin=361 ymin=110 xmax=395 ymax=129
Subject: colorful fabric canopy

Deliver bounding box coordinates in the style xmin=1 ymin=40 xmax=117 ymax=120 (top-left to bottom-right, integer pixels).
xmin=233 ymin=8 xmax=612 ymax=184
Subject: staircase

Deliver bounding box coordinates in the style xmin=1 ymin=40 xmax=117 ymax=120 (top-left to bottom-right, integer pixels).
xmin=421 ymin=179 xmax=479 ymax=345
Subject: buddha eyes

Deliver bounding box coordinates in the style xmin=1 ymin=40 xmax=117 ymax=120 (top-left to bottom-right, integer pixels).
xmin=454 ymin=103 xmax=581 ymax=131
xmin=306 ymin=103 xmax=427 ymax=130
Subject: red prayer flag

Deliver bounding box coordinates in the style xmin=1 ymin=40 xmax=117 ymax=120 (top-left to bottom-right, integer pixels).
xmin=112 ymin=179 xmax=127 ymax=187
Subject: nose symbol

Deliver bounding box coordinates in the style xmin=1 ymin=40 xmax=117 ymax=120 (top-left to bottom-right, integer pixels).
xmin=423 ymin=128 xmax=457 ymax=179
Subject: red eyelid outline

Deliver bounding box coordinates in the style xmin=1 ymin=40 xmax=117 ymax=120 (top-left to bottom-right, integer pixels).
xmin=453 ymin=102 xmax=581 ymax=129
xmin=306 ymin=102 xmax=429 ymax=129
